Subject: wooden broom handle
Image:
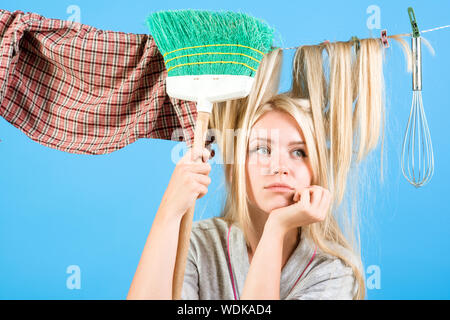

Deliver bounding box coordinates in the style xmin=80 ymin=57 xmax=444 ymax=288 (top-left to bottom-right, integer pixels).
xmin=172 ymin=111 xmax=210 ymax=300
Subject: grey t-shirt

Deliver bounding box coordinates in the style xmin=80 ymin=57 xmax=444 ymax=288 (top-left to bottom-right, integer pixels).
xmin=181 ymin=217 xmax=360 ymax=300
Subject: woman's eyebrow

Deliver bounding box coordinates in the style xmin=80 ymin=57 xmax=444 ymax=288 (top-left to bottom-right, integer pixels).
xmin=250 ymin=137 xmax=305 ymax=145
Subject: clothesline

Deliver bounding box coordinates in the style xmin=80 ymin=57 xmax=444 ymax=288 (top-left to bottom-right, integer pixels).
xmin=0 ymin=9 xmax=447 ymax=155
xmin=280 ymin=24 xmax=450 ymax=50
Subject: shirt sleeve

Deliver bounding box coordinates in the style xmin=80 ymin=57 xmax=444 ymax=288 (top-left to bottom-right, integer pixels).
xmin=287 ymin=257 xmax=359 ymax=300
xmin=181 ymin=238 xmax=200 ymax=300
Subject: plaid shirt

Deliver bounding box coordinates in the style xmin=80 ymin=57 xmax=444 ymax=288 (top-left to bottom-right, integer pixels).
xmin=0 ymin=9 xmax=198 ymax=155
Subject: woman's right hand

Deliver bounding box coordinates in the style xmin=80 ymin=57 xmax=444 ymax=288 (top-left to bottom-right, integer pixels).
xmin=159 ymin=146 xmax=213 ymax=220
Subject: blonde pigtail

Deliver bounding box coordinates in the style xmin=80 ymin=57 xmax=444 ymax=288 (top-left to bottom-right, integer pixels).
xmin=352 ymin=38 xmax=385 ymax=163
xmin=291 ymin=45 xmax=331 ymax=192
xmin=325 ymin=41 xmax=354 ymax=205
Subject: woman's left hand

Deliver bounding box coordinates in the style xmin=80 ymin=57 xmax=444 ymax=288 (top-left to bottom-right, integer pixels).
xmin=268 ymin=185 xmax=332 ymax=234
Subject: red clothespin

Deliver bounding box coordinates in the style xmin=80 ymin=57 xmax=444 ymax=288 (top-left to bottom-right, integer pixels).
xmin=381 ymin=29 xmax=389 ymax=48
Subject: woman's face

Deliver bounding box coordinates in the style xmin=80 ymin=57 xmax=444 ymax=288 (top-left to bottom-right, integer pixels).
xmin=245 ymin=110 xmax=313 ymax=214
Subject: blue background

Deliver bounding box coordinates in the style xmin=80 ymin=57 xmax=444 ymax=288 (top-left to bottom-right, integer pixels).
xmin=0 ymin=0 xmax=449 ymax=299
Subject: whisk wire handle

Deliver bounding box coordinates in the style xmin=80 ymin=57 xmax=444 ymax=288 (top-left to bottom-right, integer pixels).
xmin=401 ymin=7 xmax=434 ymax=187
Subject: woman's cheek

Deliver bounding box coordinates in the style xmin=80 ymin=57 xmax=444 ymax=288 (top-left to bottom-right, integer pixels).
xmin=245 ymin=165 xmax=259 ymax=203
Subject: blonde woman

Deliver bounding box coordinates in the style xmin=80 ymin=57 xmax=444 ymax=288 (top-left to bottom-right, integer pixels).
xmin=127 ymin=37 xmax=397 ymax=299
xmin=127 ymin=100 xmax=348 ymax=299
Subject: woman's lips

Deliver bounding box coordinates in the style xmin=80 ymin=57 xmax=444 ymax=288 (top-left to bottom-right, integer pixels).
xmin=265 ymin=186 xmax=294 ymax=192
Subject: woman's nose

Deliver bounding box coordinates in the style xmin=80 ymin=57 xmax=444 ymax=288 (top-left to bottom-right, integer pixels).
xmin=272 ymin=166 xmax=289 ymax=174
xmin=270 ymin=152 xmax=289 ymax=175
xmin=272 ymin=166 xmax=288 ymax=175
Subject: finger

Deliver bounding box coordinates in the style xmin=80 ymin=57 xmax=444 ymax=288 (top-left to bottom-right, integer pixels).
xmin=186 ymin=147 xmax=204 ymax=163
xmin=180 ymin=147 xmax=195 ymax=164
xmin=193 ymin=172 xmax=212 ymax=186
xmin=196 ymin=183 xmax=208 ymax=199
xmin=202 ymin=147 xmax=212 ymax=163
xmin=293 ymin=191 xmax=300 ymax=202
xmin=189 ymin=162 xmax=212 ymax=175
xmin=319 ymin=189 xmax=332 ymax=212
xmin=310 ymin=186 xmax=324 ymax=208
xmin=294 ymin=189 xmax=303 ymax=202
xmin=300 ymin=187 xmax=310 ymax=205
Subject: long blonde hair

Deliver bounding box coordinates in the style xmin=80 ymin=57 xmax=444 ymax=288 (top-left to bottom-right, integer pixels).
xmin=207 ymin=36 xmax=412 ymax=300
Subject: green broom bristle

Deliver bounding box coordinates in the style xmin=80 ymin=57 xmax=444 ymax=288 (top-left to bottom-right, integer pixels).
xmin=146 ymin=10 xmax=275 ymax=77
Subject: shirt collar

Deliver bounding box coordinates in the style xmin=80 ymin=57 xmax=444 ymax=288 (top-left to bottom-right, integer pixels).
xmin=228 ymin=223 xmax=316 ymax=299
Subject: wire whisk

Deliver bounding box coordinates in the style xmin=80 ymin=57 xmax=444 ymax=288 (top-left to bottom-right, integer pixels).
xmin=401 ymin=90 xmax=434 ymax=187
xmin=401 ymin=8 xmax=434 ymax=188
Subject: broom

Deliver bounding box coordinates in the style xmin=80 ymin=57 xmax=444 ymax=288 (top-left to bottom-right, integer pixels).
xmin=146 ymin=9 xmax=275 ymax=299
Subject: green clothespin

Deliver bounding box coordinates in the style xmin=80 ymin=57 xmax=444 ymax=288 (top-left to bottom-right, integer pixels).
xmin=408 ymin=7 xmax=420 ymax=38
xmin=350 ymin=36 xmax=360 ymax=54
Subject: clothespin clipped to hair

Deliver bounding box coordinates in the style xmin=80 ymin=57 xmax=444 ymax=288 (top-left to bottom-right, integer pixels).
xmin=380 ymin=29 xmax=389 ymax=48
xmin=321 ymin=39 xmax=330 ymax=45
xmin=408 ymin=7 xmax=421 ymax=38
xmin=350 ymin=36 xmax=360 ymax=54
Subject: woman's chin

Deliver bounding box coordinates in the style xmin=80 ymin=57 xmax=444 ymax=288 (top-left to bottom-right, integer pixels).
xmin=264 ymin=199 xmax=292 ymax=212
xmin=249 ymin=197 xmax=293 ymax=214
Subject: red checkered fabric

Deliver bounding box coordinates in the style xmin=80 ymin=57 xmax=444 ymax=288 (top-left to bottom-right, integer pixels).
xmin=0 ymin=9 xmax=197 ymax=155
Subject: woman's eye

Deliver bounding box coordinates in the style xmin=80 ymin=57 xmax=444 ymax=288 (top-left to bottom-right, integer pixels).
xmin=250 ymin=146 xmax=306 ymax=158
xmin=293 ymin=149 xmax=307 ymax=158
xmin=256 ymin=146 xmax=270 ymax=155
